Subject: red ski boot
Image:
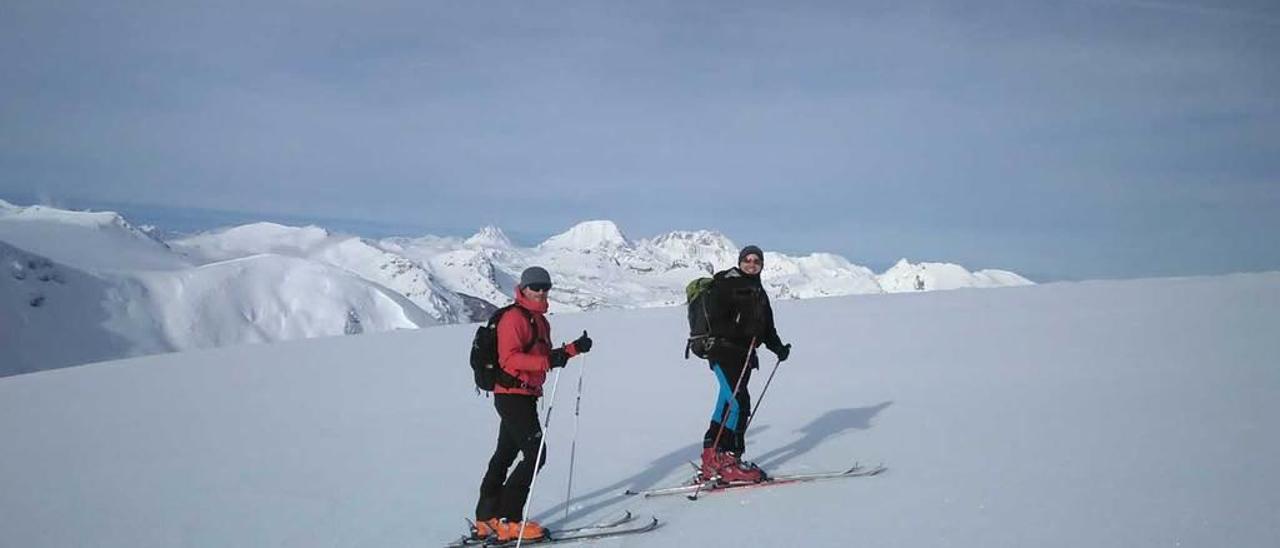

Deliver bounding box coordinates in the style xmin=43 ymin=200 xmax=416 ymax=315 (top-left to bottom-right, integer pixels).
xmin=701 ymin=448 xmax=766 ymax=484
xmin=716 ymin=452 xmax=766 ymax=484
xmin=700 ymin=447 xmax=731 ymax=482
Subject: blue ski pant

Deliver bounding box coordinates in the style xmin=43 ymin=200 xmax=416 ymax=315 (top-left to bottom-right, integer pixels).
xmin=703 ymin=355 xmax=755 ymax=454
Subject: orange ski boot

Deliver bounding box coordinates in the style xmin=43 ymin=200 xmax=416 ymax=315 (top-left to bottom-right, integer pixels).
xmin=496 ymin=519 xmax=547 ymax=542
xmin=472 ymin=517 xmax=500 ymax=540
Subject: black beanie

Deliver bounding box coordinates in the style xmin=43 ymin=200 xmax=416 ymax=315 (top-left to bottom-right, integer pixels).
xmin=738 ymin=245 xmax=764 ymax=264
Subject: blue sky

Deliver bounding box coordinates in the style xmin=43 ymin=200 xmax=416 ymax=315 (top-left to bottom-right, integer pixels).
xmin=2 ymin=1 xmax=1277 ymax=281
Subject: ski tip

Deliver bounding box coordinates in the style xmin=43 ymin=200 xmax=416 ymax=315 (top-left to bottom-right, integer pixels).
xmin=847 ymin=461 xmax=889 ymax=475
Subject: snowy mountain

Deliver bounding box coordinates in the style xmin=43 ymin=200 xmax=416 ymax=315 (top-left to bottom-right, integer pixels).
xmin=2 ymin=273 xmax=1276 ymax=547
xmin=0 ymin=200 xmax=187 ymax=271
xmin=168 ymin=222 xmax=334 ymax=260
xmin=878 ymin=258 xmax=1033 ymax=292
xmin=464 ymin=225 xmax=514 ymax=249
xmin=0 ymin=238 xmax=439 ymax=378
xmin=538 ymin=219 xmax=631 ymax=252
xmin=0 ymin=206 xmax=445 ymax=376
xmin=643 ymin=230 xmax=739 ymax=273
xmin=1 ymin=202 xmax=1031 ymax=376
xmin=170 ymin=223 xmax=469 ymax=324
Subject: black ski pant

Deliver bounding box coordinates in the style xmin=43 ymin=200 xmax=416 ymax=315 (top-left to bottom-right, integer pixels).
xmin=476 ymin=394 xmax=546 ymax=521
xmin=703 ymin=352 xmax=757 ymax=455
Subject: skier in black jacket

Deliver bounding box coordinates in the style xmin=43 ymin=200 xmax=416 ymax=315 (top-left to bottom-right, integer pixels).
xmin=699 ymin=244 xmax=791 ymax=483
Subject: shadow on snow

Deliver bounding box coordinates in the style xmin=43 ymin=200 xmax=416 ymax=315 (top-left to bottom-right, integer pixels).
xmin=535 ymin=401 xmax=891 ymax=528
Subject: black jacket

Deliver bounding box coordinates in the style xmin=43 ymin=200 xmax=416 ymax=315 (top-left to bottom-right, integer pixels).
xmin=706 ymin=267 xmax=783 ymax=364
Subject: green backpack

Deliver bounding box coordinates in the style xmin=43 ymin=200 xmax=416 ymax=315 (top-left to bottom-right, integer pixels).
xmin=685 ymin=277 xmax=716 ymax=359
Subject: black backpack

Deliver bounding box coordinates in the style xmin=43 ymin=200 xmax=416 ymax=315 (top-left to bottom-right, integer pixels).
xmin=685 ymin=277 xmax=716 ymax=359
xmin=469 ymin=305 xmax=537 ymax=393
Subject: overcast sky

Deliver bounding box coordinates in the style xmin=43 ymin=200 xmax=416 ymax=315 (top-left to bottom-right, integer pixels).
xmin=2 ymin=0 xmax=1277 ymax=280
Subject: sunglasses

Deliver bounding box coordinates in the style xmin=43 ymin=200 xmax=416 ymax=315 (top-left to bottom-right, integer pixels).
xmin=740 ymin=257 xmax=763 ymax=265
xmin=525 ymin=283 xmax=552 ymax=293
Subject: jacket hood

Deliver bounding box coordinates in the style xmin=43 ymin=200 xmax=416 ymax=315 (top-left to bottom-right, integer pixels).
xmin=514 ymin=286 xmax=550 ymax=315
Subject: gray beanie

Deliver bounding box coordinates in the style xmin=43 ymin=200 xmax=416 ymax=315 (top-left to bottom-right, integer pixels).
xmin=520 ymin=266 xmax=552 ymax=287
xmin=738 ymin=245 xmax=764 ymax=264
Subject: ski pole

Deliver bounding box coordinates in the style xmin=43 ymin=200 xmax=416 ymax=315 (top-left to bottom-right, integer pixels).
xmin=690 ymin=337 xmax=756 ymax=501
xmin=563 ymin=354 xmax=586 ymax=523
xmin=742 ymin=356 xmax=782 ymax=434
xmin=516 ymin=368 xmax=562 ymax=548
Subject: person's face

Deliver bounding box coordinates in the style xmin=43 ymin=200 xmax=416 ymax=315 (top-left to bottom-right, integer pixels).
xmin=521 ymin=283 xmax=551 ymax=303
xmin=739 ymin=254 xmax=763 ymax=275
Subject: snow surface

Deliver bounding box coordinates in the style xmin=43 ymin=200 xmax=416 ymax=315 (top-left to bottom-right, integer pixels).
xmin=1 ymin=273 xmax=1277 ymax=547
xmin=1 ymin=241 xmax=136 ymax=376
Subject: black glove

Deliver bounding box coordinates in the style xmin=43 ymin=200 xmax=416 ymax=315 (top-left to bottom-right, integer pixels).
xmin=769 ymin=342 xmax=791 ymax=362
xmin=572 ymin=330 xmax=592 ymax=353
xmin=549 ymin=348 xmax=570 ymax=369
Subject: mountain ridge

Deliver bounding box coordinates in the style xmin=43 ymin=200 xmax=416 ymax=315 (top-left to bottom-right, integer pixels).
xmin=1 ymin=203 xmax=1033 ymax=375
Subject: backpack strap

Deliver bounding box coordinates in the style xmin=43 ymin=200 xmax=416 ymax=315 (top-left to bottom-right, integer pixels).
xmin=510 ymin=306 xmax=540 ymax=353
xmin=493 ymin=305 xmax=540 ymax=388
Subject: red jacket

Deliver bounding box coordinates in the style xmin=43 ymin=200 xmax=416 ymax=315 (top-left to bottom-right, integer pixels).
xmin=495 ymin=289 xmax=579 ymax=396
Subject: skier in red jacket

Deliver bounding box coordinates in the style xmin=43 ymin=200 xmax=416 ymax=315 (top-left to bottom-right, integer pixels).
xmin=473 ymin=266 xmax=592 ymax=543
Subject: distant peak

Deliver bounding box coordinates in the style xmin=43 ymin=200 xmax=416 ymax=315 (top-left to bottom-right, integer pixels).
xmin=465 ymin=225 xmax=513 ymax=248
xmin=540 ymin=220 xmax=631 ymax=250
xmin=221 ymin=222 xmax=330 ymax=238
xmin=6 ymin=203 xmax=150 ymax=238
xmin=650 ymin=229 xmax=736 ymax=249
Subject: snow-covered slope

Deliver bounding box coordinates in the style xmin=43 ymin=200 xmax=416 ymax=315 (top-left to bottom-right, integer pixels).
xmin=125 ymin=254 xmax=436 ymax=350
xmin=0 ymin=241 xmax=135 ymax=377
xmin=1 ymin=209 xmax=449 ymax=375
xmin=0 ymin=202 xmax=188 ymax=271
xmin=171 ymin=223 xmax=469 ymax=324
xmin=168 ymin=222 xmax=334 ymax=261
xmin=0 ymin=238 xmax=437 ymax=376
xmin=1 ymin=273 xmax=1276 ymax=547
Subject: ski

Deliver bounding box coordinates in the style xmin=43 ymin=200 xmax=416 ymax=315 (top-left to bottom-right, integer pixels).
xmin=548 ymin=510 xmax=635 ymax=535
xmin=444 ymin=511 xmax=652 ymax=547
xmin=624 ymin=462 xmax=886 ymax=498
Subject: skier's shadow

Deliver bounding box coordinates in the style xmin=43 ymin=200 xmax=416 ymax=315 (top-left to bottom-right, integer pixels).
xmin=751 ymin=401 xmax=893 ymax=471
xmin=533 ymin=426 xmax=772 ymax=528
